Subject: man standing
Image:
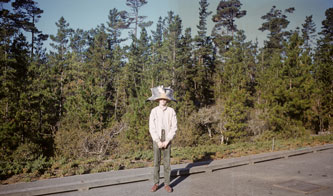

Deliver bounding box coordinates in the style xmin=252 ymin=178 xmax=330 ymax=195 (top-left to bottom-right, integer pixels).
xmin=147 ymin=85 xmax=177 ymax=193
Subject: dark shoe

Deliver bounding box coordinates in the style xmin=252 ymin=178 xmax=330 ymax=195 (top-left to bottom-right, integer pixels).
xmin=151 ymin=184 xmax=159 ymax=192
xmin=165 ymin=185 xmax=173 ymax=193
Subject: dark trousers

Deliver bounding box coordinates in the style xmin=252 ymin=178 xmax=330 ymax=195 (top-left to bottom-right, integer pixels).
xmin=153 ymin=141 xmax=171 ymax=185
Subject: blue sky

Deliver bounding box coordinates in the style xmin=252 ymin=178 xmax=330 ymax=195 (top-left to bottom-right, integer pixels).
xmin=32 ymin=0 xmax=332 ymax=49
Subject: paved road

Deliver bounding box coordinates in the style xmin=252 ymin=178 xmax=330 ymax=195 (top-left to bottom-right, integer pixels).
xmin=51 ymin=148 xmax=333 ymax=196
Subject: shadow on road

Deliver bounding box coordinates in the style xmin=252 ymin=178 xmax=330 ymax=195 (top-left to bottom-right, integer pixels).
xmin=169 ymin=152 xmax=214 ymax=189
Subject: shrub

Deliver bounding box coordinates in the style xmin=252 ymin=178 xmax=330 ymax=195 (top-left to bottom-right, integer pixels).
xmin=27 ymin=155 xmax=51 ymax=174
xmin=55 ymin=122 xmax=126 ymax=160
xmin=0 ymin=141 xmax=47 ymax=179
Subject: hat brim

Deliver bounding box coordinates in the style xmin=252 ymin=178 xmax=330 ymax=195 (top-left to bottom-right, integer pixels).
xmin=155 ymin=98 xmax=171 ymax=102
xmin=146 ymin=86 xmax=177 ymax=102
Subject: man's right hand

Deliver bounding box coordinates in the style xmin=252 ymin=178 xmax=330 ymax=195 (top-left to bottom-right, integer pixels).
xmin=157 ymin=141 xmax=164 ymax=148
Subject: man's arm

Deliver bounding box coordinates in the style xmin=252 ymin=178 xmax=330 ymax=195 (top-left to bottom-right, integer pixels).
xmin=164 ymin=109 xmax=177 ymax=146
xmin=149 ymin=109 xmax=161 ymax=144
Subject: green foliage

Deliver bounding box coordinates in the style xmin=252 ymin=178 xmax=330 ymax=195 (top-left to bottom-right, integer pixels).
xmin=212 ymin=0 xmax=246 ymax=38
xmin=1 ymin=0 xmax=332 ymax=184
xmin=314 ymin=8 xmax=333 ymax=133
xmin=0 ymin=142 xmax=51 ymax=179
xmin=212 ymin=0 xmax=246 ymax=52
xmin=197 ymin=0 xmax=212 ymax=38
xmin=259 ymin=6 xmax=294 ymax=52
xmin=222 ymin=89 xmax=249 ymax=141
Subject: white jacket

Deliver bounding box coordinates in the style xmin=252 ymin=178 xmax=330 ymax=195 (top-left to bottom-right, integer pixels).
xmin=149 ymin=106 xmax=177 ymax=143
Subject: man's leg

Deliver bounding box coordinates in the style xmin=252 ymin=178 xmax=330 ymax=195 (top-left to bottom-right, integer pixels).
xmin=163 ymin=143 xmax=171 ymax=186
xmin=153 ymin=142 xmax=161 ymax=185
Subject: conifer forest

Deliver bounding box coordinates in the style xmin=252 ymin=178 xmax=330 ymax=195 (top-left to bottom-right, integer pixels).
xmin=1 ymin=0 xmax=332 ymax=182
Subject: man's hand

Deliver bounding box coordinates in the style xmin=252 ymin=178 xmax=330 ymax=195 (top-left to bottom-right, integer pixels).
xmin=162 ymin=141 xmax=169 ymax=148
xmin=157 ymin=141 xmax=164 ymax=148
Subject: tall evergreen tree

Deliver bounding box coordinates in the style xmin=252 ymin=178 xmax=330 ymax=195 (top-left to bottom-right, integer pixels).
xmin=110 ymin=45 xmax=125 ymax=121
xmin=117 ymin=28 xmax=153 ymax=149
xmin=151 ymin=16 xmax=164 ymax=46
xmin=49 ymin=17 xmax=73 ymax=123
xmin=69 ymin=28 xmax=87 ymax=58
xmin=193 ymin=0 xmax=215 ymax=107
xmin=125 ymin=0 xmax=152 ymax=38
xmin=212 ymin=0 xmax=246 ymax=52
xmin=107 ymin=8 xmax=128 ymax=50
xmin=177 ymin=28 xmax=196 ymax=119
xmin=258 ymin=6 xmax=295 ymax=61
xmin=256 ymin=31 xmax=315 ymax=137
xmin=160 ymin=11 xmax=182 ymax=86
xmin=12 ymin=0 xmax=45 ymax=58
xmin=0 ymin=0 xmax=55 ymax=177
xmin=150 ymin=17 xmax=164 ymax=88
xmin=0 ymin=32 xmax=31 ymax=161
xmin=282 ymin=32 xmax=315 ymax=128
xmin=84 ymin=24 xmax=113 ymax=127
xmin=197 ymin=0 xmax=212 ymax=39
xmin=301 ymin=15 xmax=316 ymax=49
xmin=314 ymin=8 xmax=333 ymax=132
xmin=54 ymin=24 xmax=118 ymax=158
xmin=215 ymin=31 xmax=256 ymax=141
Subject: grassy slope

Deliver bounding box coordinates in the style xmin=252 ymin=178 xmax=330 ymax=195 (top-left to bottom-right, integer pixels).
xmin=1 ymin=134 xmax=332 ymax=184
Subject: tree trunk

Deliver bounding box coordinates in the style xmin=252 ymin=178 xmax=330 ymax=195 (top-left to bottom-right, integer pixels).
xmin=31 ymin=15 xmax=35 ymax=58
xmin=221 ymin=135 xmax=224 ymax=144
xmin=172 ymin=36 xmax=176 ymax=86
xmin=114 ymin=81 xmax=119 ymax=120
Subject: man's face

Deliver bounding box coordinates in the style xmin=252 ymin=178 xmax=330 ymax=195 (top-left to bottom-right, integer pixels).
xmin=159 ymin=99 xmax=167 ymax=106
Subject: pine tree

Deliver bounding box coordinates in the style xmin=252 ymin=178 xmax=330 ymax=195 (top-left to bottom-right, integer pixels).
xmin=119 ymin=28 xmax=153 ymax=149
xmin=282 ymin=32 xmax=315 ymax=127
xmin=301 ymin=15 xmax=316 ymax=49
xmin=256 ymin=31 xmax=315 ymax=137
xmin=160 ymin=11 xmax=182 ymax=86
xmin=24 ymin=51 xmax=58 ymax=156
xmin=212 ymin=0 xmax=246 ymax=52
xmin=12 ymin=0 xmax=45 ymax=58
xmin=54 ymin=24 xmax=119 ymax=158
xmin=197 ymin=0 xmax=212 ymax=39
xmin=193 ymin=0 xmax=215 ymax=107
xmin=314 ymin=8 xmax=333 ymax=132
xmin=0 ymin=0 xmax=54 ymax=176
xmin=259 ymin=6 xmax=295 ymax=61
xmin=69 ymin=28 xmax=87 ymax=58
xmin=111 ymin=45 xmax=126 ymax=121
xmin=150 ymin=17 xmax=164 ymax=87
xmin=151 ymin=16 xmax=163 ymax=46
xmin=107 ymin=8 xmax=128 ymax=50
xmin=125 ymin=0 xmax=153 ymax=38
xmin=0 ymin=33 xmax=31 ymax=160
xmin=222 ymin=88 xmax=249 ymax=141
xmin=83 ymin=24 xmax=112 ymax=128
xmin=255 ymin=6 xmax=296 ymax=131
xmin=215 ymin=30 xmax=256 ymax=141
xmin=49 ymin=17 xmax=73 ymax=122
xmin=177 ymin=28 xmax=196 ymax=119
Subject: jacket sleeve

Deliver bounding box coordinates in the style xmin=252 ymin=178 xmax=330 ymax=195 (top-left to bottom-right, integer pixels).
xmin=166 ymin=109 xmax=177 ymax=142
xmin=149 ymin=109 xmax=160 ymax=143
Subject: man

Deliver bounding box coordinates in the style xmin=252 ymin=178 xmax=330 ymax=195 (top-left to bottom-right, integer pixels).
xmin=147 ymin=85 xmax=177 ymax=193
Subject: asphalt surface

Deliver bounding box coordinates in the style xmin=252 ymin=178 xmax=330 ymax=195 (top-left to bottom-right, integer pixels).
xmin=49 ymin=148 xmax=333 ymax=196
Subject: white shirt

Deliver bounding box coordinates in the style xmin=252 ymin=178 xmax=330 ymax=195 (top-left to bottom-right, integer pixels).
xmin=149 ymin=106 xmax=177 ymax=143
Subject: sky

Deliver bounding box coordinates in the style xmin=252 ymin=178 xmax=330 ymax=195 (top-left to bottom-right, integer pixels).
xmin=27 ymin=0 xmax=333 ymax=49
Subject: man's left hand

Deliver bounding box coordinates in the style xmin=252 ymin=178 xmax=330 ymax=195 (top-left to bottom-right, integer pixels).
xmin=162 ymin=141 xmax=169 ymax=148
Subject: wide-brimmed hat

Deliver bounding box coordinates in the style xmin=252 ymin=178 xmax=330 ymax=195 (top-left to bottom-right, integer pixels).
xmin=147 ymin=85 xmax=176 ymax=102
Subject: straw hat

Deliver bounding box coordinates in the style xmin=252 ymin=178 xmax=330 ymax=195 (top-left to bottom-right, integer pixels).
xmin=147 ymin=85 xmax=176 ymax=102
